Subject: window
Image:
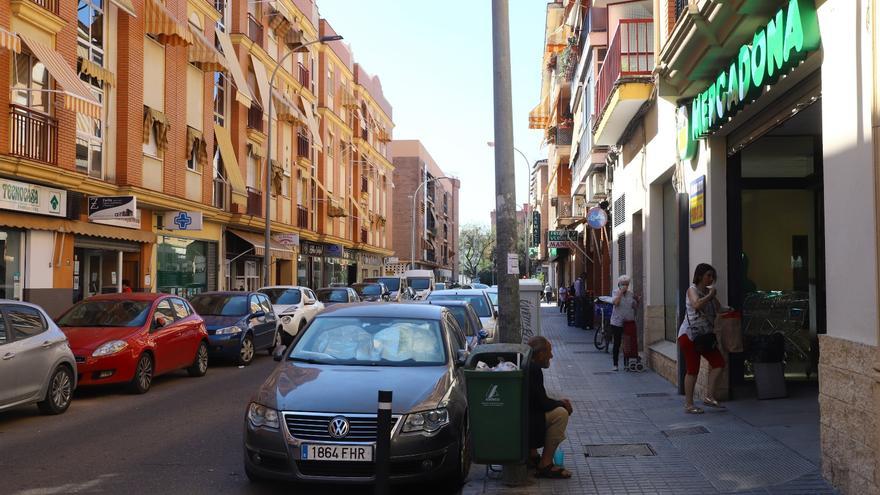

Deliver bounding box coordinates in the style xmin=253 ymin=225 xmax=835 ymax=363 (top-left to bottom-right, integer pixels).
xmin=77 ymin=0 xmax=104 ymax=65
xmin=171 ymin=298 xmax=191 ymax=319
xmin=214 ymin=0 xmax=227 ymax=33
xmin=249 ymin=295 xmax=261 ymax=314
xmin=77 ymin=0 xmax=106 ymax=180
xmin=143 ymin=120 xmax=159 ymax=157
xmin=213 ymin=146 xmax=228 ymax=208
xmin=187 ymin=142 xmax=199 ymax=171
xmin=618 ymin=233 xmax=627 ymax=276
xmin=446 ymin=314 xmax=466 ymax=351
xmin=213 ymin=71 xmax=228 ymax=126
xmin=12 ymin=52 xmax=50 ymax=114
xmin=6 ymin=305 xmax=46 ymax=340
xmin=326 ymin=67 xmax=334 ymax=110
xmin=155 ymin=300 xmax=176 ymax=322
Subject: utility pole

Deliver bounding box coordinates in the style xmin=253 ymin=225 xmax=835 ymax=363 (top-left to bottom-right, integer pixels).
xmin=492 ymin=1 xmax=526 ymax=485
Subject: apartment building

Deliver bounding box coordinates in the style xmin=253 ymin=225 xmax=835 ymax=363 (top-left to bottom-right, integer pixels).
xmin=0 ymin=0 xmax=393 ymax=316
xmin=389 ymin=140 xmax=460 ymax=282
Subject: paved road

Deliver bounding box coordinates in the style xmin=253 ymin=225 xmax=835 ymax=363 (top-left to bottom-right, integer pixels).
xmin=0 ymin=354 xmax=459 ymax=495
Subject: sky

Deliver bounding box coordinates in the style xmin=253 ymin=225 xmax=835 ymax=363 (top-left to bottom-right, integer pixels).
xmin=316 ymin=0 xmax=548 ymax=227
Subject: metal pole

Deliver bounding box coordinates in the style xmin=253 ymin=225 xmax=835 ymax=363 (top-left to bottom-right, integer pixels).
xmin=374 ymin=390 xmax=392 ymax=495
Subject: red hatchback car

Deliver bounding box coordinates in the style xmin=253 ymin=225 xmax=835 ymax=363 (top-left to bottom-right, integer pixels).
xmin=57 ymin=293 xmax=209 ymax=394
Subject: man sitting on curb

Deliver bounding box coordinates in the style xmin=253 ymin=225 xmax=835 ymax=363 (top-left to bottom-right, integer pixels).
xmin=528 ymin=336 xmax=573 ymax=478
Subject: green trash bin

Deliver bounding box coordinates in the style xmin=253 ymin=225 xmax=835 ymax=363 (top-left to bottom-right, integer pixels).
xmin=464 ymin=343 xmax=532 ymax=465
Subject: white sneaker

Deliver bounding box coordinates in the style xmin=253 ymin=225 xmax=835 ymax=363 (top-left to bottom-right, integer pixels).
xmin=612 ymin=365 xmax=619 ymax=371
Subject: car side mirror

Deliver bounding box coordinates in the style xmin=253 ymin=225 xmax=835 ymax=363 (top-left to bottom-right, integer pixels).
xmin=273 ymin=345 xmax=287 ymax=362
xmin=249 ymin=310 xmax=266 ymax=320
xmin=455 ymin=349 xmax=468 ymax=367
xmin=493 ymin=309 xmax=498 ymax=318
xmin=304 ymin=299 xmax=315 ymax=306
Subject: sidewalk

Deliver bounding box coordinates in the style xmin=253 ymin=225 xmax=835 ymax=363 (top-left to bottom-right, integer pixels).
xmin=462 ymin=305 xmax=837 ymax=495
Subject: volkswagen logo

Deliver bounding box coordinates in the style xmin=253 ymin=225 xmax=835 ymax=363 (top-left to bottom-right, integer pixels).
xmin=328 ymin=416 xmax=350 ymax=439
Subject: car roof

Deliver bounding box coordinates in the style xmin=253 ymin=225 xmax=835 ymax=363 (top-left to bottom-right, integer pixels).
xmin=317 ymin=287 xmax=349 ymax=291
xmin=85 ymin=292 xmax=167 ymax=302
xmin=318 ymin=302 xmax=446 ymax=320
xmin=429 ymin=289 xmax=489 ymax=297
xmin=192 ymin=291 xmax=258 ymax=297
xmin=258 ymin=286 xmax=310 ymax=290
xmin=0 ymin=299 xmax=50 ymax=312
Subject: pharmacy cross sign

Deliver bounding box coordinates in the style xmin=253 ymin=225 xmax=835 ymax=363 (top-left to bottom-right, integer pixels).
xmin=173 ymin=212 xmax=193 ymax=230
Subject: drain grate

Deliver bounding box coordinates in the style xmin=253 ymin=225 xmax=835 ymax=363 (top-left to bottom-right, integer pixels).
xmin=584 ymin=443 xmax=656 ymax=457
xmin=662 ymin=425 xmax=710 ymax=438
xmin=636 ymin=392 xmax=670 ymax=398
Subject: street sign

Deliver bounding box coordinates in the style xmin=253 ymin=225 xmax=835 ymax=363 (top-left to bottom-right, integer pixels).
xmin=165 ymin=211 xmax=203 ymax=231
xmin=88 ymin=196 xmax=136 ymax=220
xmin=587 ymin=207 xmax=608 ymax=229
xmin=547 ymin=230 xmax=577 ymax=248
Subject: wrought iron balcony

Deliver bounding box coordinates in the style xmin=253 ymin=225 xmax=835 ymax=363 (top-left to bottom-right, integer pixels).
xmin=246 ymin=186 xmax=262 ymax=217
xmin=297 ymin=134 xmax=310 ymax=160
xmin=247 ymin=13 xmax=264 ymax=46
xmin=28 ymin=0 xmax=58 ymax=15
xmin=247 ymin=105 xmax=264 ymax=132
xmin=297 ymin=205 xmax=309 ymax=229
xmin=10 ymin=104 xmax=57 ymax=164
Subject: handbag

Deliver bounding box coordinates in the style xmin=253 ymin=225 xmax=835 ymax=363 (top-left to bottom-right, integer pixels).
xmin=687 ymin=297 xmax=717 ymax=353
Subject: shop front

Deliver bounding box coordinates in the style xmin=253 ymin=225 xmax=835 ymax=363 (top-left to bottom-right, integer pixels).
xmin=299 ymin=241 xmax=324 ymax=289
xmin=357 ymin=251 xmax=384 ymax=280
xmin=225 ymin=229 xmax=294 ymax=291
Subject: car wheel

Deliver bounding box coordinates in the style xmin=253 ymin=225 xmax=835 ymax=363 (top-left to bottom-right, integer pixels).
xmin=129 ymin=353 xmax=153 ymax=394
xmin=444 ymin=418 xmax=471 ymax=487
xmin=238 ymin=335 xmax=255 ymax=366
xmin=187 ymin=341 xmax=209 ymax=377
xmin=37 ymin=365 xmax=74 ymax=415
xmin=279 ymin=326 xmax=293 ymax=347
xmin=267 ymin=330 xmax=280 ymax=356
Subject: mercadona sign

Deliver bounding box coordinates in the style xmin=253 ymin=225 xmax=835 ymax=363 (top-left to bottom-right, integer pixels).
xmin=683 ymin=0 xmax=820 ymax=147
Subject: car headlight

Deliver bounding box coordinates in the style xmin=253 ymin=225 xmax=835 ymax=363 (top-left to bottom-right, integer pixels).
xmin=281 ymin=316 xmax=292 ymax=324
xmin=92 ymin=340 xmax=128 ymax=357
xmin=247 ymin=402 xmax=280 ymax=429
xmin=402 ymin=408 xmax=449 ymax=434
xmin=215 ymin=326 xmax=242 ymax=335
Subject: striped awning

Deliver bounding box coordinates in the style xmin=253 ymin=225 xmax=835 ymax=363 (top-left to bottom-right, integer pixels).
xmin=79 ymin=57 xmax=116 ymax=86
xmin=187 ymin=24 xmax=225 ymax=72
xmin=349 ymin=195 xmax=368 ymax=220
xmin=145 ymin=0 xmax=192 ymax=46
xmin=18 ymin=34 xmax=101 ymax=119
xmin=300 ymin=95 xmax=323 ymax=148
xmin=272 ymin=89 xmax=306 ymax=126
xmin=109 ymin=0 xmax=136 ymax=17
xmin=0 ymin=27 xmax=20 ymax=53
xmin=215 ymin=30 xmax=254 ymax=108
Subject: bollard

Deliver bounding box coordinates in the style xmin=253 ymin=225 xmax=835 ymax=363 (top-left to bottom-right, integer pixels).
xmin=374 ymin=390 xmax=392 ymax=495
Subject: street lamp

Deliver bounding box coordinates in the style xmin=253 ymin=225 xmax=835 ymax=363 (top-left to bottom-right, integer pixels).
xmin=264 ymin=35 xmax=343 ymax=287
xmin=487 ymin=141 xmax=531 ymax=278
xmin=411 ymin=176 xmax=454 ymax=271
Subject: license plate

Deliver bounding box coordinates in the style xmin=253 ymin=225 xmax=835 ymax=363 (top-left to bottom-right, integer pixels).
xmin=300 ymin=444 xmax=373 ymax=462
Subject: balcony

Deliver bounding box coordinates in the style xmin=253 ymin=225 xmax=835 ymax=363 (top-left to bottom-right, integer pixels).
xmin=26 ymin=0 xmax=58 ymax=15
xmin=593 ymin=19 xmax=654 ymax=146
xmin=247 ymin=105 xmax=264 ymax=132
xmin=297 ymin=205 xmax=308 ymax=229
xmin=298 ymin=63 xmax=310 ymax=90
xmin=213 ymin=179 xmax=230 ymax=210
xmin=247 ymin=13 xmax=264 ymax=46
xmin=360 ymin=229 xmax=368 ymax=244
xmin=360 ymin=175 xmax=368 ymax=194
xmin=297 ymin=134 xmax=310 ymax=160
xmin=555 ymin=196 xmax=583 ymax=228
xmin=246 ymin=187 xmax=262 ymax=217
xmin=10 ymin=104 xmax=58 ymax=164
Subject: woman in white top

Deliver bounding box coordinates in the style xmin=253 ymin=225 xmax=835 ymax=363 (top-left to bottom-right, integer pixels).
xmin=609 ymin=275 xmax=638 ymax=371
xmin=678 ymin=263 xmax=726 ymax=414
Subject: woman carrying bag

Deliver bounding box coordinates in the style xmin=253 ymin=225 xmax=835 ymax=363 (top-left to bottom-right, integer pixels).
xmin=678 ymin=263 xmax=726 ymax=414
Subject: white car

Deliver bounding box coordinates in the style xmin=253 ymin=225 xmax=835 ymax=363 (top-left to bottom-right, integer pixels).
xmin=257 ymin=286 xmax=324 ymax=346
xmin=426 ymin=289 xmax=498 ymax=343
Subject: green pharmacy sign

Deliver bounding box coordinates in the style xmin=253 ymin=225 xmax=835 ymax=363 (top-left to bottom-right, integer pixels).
xmin=685 ymin=0 xmax=820 ymax=141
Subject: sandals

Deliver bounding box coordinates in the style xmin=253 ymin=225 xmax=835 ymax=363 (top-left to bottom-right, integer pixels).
xmin=527 ymin=453 xmax=541 ymax=468
xmin=684 ymin=405 xmax=704 ymax=414
xmin=703 ymin=397 xmax=725 ymax=409
xmin=535 ymin=464 xmax=572 ymax=479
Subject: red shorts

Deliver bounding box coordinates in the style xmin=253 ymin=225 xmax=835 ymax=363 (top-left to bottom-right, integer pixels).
xmin=678 ymin=334 xmax=725 ymax=375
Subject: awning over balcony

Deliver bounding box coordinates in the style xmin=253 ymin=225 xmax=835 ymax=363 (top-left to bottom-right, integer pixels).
xmin=272 ymin=89 xmax=306 ymax=126
xmin=300 ymin=95 xmax=323 ymax=148
xmin=187 ymin=24 xmax=226 ymax=72
xmin=215 ymin=30 xmax=254 ymax=108
xmin=0 ymin=27 xmax=20 ymax=53
xmin=78 ymin=58 xmax=116 ymax=86
xmin=249 ymin=54 xmax=271 ymax=111
xmin=18 ymin=34 xmax=101 ymax=119
xmin=228 ymin=229 xmax=294 ymax=260
xmin=349 ymin=195 xmax=368 ymax=220
xmin=145 ymin=0 xmax=193 ymax=46
xmin=214 ymin=124 xmax=247 ymax=195
xmin=109 ymin=0 xmax=136 ymax=17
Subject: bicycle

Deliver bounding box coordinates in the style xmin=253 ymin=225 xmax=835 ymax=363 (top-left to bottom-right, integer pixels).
xmin=593 ymin=296 xmax=613 ymax=352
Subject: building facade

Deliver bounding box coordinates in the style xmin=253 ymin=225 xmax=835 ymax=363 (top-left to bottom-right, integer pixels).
xmin=389 ymin=140 xmax=460 ymax=282
xmin=0 ymin=0 xmax=394 ymax=317
xmin=533 ymin=0 xmax=880 ymax=492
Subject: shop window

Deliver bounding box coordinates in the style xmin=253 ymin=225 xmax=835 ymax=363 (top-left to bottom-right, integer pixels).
xmin=0 ymin=231 xmax=23 ymax=301
xmin=158 ymin=237 xmax=212 ymax=297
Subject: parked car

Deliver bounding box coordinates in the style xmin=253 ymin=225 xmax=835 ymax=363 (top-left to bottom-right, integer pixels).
xmin=243 ymin=303 xmax=471 ymax=486
xmin=405 ymin=269 xmax=435 ymax=300
xmin=400 ymin=286 xmax=418 ymax=301
xmin=365 ymin=276 xmax=409 ymax=302
xmin=189 ymin=291 xmax=277 ymax=366
xmin=471 ymin=283 xmax=489 ymax=289
xmin=434 ymin=282 xmax=447 ymax=291
xmin=58 ymin=293 xmax=208 ymax=394
xmin=258 ymin=286 xmax=323 ymax=346
xmin=426 ymin=289 xmax=497 ymax=343
xmin=315 ymin=287 xmax=360 ymax=306
xmin=485 ymin=287 xmax=498 ymax=312
xmin=423 ymin=299 xmax=484 ymax=350
xmin=351 ymin=282 xmax=390 ymax=302
xmin=0 ymin=301 xmax=77 ymax=414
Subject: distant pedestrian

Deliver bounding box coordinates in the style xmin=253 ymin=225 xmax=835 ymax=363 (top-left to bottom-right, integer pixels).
xmin=121 ymin=279 xmax=133 ymax=293
xmin=558 ymin=286 xmax=568 ymax=313
xmin=609 ymin=275 xmax=638 ymax=371
xmin=543 ymin=283 xmax=552 ymax=303
xmin=678 ymin=263 xmax=726 ymax=414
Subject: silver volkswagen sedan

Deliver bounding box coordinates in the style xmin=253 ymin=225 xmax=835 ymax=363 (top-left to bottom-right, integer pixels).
xmin=243 ymin=303 xmax=471 ymax=487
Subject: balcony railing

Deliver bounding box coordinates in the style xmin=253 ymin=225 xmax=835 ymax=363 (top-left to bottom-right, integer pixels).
xmin=247 ymin=105 xmax=264 ymax=132
xmin=556 ymin=127 xmax=573 ymax=146
xmin=10 ymin=104 xmax=57 ymax=164
xmin=556 ymin=196 xmax=573 ymax=218
xmin=361 ymin=175 xmax=368 ymax=194
xmin=297 ymin=205 xmax=309 ymax=228
xmin=595 ymin=19 xmax=654 ymax=118
xmin=674 ymin=0 xmax=688 ymax=20
xmin=297 ymin=134 xmax=310 ymax=159
xmin=298 ymin=63 xmax=310 ymax=89
xmin=29 ymin=0 xmax=58 ymax=15
xmin=213 ymin=179 xmax=229 ymax=210
xmin=360 ymin=229 xmax=368 ymax=244
xmin=247 ymin=13 xmax=264 ymax=46
xmin=246 ymin=187 xmax=262 ymax=216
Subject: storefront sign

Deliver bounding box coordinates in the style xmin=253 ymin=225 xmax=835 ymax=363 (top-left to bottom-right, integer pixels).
xmin=93 ymin=210 xmax=142 ymax=230
xmin=384 ymin=256 xmax=399 ymax=265
xmin=360 ymin=253 xmax=382 ymax=266
xmin=586 ymin=207 xmax=608 ymax=229
xmin=89 ymin=196 xmax=137 ymax=220
xmin=0 ymin=178 xmax=66 ymax=217
xmin=301 ymin=241 xmax=323 ymax=257
xmin=342 ymin=249 xmax=355 ymax=261
xmin=689 ymin=176 xmax=706 ymax=229
xmin=686 ymin=0 xmax=820 ymax=140
xmin=165 ymin=211 xmax=203 ymax=231
xmin=532 ymin=211 xmax=541 ymax=246
xmin=272 ymin=233 xmax=300 ymax=247
xmin=547 ymin=230 xmax=577 ymax=248
xmin=676 ymin=106 xmax=696 ymax=161
xmin=324 ymin=244 xmax=344 ymax=258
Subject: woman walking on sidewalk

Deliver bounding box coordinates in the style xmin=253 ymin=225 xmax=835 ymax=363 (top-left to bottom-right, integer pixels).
xmin=609 ymin=275 xmax=638 ymax=371
xmin=678 ymin=263 xmax=726 ymax=414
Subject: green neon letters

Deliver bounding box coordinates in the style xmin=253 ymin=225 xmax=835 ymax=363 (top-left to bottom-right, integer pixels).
xmin=686 ymin=0 xmax=820 ymax=142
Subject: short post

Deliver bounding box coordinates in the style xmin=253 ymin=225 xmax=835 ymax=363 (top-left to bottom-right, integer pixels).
xmin=375 ymin=390 xmax=392 ymax=495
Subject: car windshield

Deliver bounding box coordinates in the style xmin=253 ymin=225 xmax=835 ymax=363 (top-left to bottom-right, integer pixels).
xmin=435 ymin=283 xmax=446 ymax=290
xmin=189 ymin=294 xmax=248 ymax=316
xmin=291 ymin=317 xmax=446 ymax=366
xmin=354 ymin=284 xmax=381 ymax=296
xmin=317 ymin=289 xmax=349 ymax=303
xmin=428 ymin=294 xmax=491 ymax=317
xmin=259 ymin=288 xmax=301 ymax=305
xmin=57 ymin=300 xmax=151 ymax=327
xmin=487 ymin=291 xmax=498 ymax=306
xmin=408 ymin=278 xmax=431 ymax=290
xmin=378 ymin=278 xmax=400 ymax=291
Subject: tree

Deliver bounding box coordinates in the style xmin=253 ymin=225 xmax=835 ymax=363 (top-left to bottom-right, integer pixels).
xmin=459 ymin=224 xmax=494 ymax=282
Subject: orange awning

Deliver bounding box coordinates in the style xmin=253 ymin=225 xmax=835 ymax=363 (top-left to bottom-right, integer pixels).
xmin=187 ymin=24 xmax=226 ymax=72
xmin=0 ymin=27 xmax=20 ymax=53
xmin=215 ymin=30 xmax=254 ymax=108
xmin=0 ymin=211 xmax=155 ymax=243
xmin=272 ymin=89 xmax=306 ymax=126
xmin=79 ymin=58 xmax=116 ymax=86
xmin=18 ymin=34 xmax=101 ymax=119
xmin=145 ymin=0 xmax=192 ymax=46
xmin=228 ymin=229 xmax=294 ymax=260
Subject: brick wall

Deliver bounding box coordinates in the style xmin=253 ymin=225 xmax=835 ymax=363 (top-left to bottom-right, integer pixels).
xmin=391 ymin=156 xmax=421 ymax=263
xmin=116 ymin=1 xmax=146 ymax=187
